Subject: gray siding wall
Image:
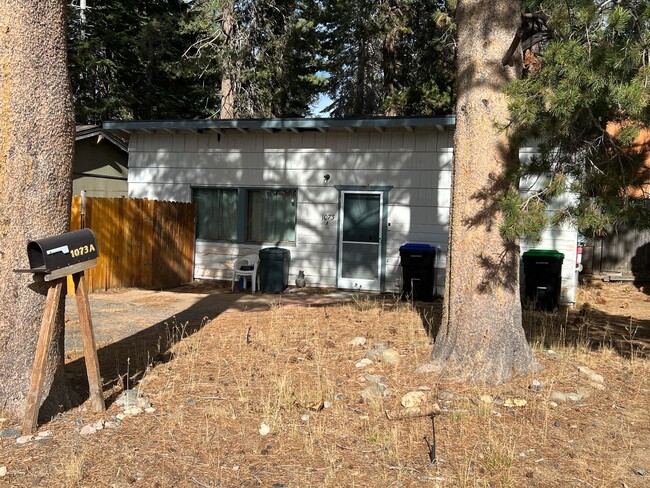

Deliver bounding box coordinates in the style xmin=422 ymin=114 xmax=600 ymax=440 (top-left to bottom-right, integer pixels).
xmin=128 ymin=128 xmax=452 ymax=293
xmin=127 ymin=128 xmax=577 ymax=303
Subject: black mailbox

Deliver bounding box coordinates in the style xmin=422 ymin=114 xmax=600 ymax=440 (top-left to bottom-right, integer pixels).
xmin=17 ymin=229 xmax=99 ymax=281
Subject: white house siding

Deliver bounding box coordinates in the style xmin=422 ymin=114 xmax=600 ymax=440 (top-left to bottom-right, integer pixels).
xmin=127 ymin=127 xmax=453 ymax=293
xmin=126 ymin=127 xmax=577 ymax=304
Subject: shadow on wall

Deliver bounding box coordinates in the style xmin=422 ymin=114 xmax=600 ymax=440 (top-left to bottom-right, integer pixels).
xmin=632 ymin=241 xmax=650 ymax=293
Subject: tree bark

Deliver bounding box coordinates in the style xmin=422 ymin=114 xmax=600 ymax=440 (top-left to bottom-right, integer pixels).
xmin=427 ymin=0 xmax=540 ymax=383
xmin=220 ymin=0 xmax=235 ymax=119
xmin=0 ymin=0 xmax=75 ymax=418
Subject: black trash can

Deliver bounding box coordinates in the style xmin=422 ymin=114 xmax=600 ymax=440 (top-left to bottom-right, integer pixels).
xmin=522 ymin=249 xmax=564 ymax=311
xmin=259 ymin=247 xmax=291 ymax=293
xmin=399 ymin=243 xmax=436 ymax=302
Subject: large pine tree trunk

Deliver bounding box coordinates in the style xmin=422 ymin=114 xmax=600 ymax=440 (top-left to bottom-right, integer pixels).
xmin=425 ymin=0 xmax=540 ymax=383
xmin=220 ymin=0 xmax=235 ymax=119
xmin=0 ymin=1 xmax=75 ymax=418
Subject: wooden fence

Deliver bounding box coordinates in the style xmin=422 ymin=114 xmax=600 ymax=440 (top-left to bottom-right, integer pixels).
xmin=69 ymin=196 xmax=195 ymax=293
xmin=583 ymin=228 xmax=650 ymax=280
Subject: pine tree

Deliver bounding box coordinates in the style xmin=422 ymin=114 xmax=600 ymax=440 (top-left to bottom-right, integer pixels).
xmin=505 ymin=0 xmax=650 ymax=237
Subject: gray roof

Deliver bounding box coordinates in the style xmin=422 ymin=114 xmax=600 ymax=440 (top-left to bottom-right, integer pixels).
xmin=76 ymin=125 xmax=128 ymax=152
xmin=103 ymin=116 xmax=456 ymax=136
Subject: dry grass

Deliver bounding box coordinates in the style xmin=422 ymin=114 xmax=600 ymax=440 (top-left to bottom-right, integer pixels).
xmin=1 ymin=287 xmax=649 ymax=487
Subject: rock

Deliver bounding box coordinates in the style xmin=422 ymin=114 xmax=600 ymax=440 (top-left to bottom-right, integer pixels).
xmin=566 ymin=392 xmax=583 ymax=402
xmin=361 ymin=384 xmax=388 ymax=400
xmin=401 ymin=391 xmax=427 ymax=408
xmin=323 ymin=401 xmax=332 ymax=409
xmin=348 ymin=337 xmax=367 ymax=347
xmin=16 ymin=435 xmax=33 ymax=444
xmin=301 ymin=414 xmax=310 ymax=422
xmin=115 ymin=389 xmax=151 ymax=408
xmin=91 ymin=419 xmax=105 ymax=431
xmin=259 ymin=423 xmax=271 ymax=436
xmin=35 ymin=437 xmax=53 ymax=445
xmin=334 ymin=393 xmax=344 ymax=401
xmin=1 ymin=428 xmax=21 ymax=439
xmin=145 ymin=407 xmax=156 ymax=414
xmin=80 ymin=425 xmax=97 ymax=436
xmin=124 ymin=407 xmax=143 ymax=416
xmin=576 ymin=387 xmax=592 ymax=399
xmin=588 ymin=381 xmax=606 ymax=391
xmin=634 ymin=468 xmax=646 ymax=477
xmin=549 ymin=391 xmax=567 ymax=403
xmin=37 ymin=430 xmax=52 ymax=438
xmin=0 ymin=466 xmax=6 ymax=477
xmin=104 ymin=421 xmax=119 ymax=429
xmin=379 ymin=349 xmax=400 ymax=365
xmin=415 ymin=362 xmax=443 ymax=374
xmin=529 ymin=380 xmax=543 ymax=392
xmin=417 ymin=386 xmax=432 ymax=391
xmin=577 ymin=366 xmax=604 ymax=384
xmin=355 ymin=358 xmax=373 ymax=368
xmin=554 ymin=420 xmax=561 ymax=427
xmin=479 ymin=395 xmax=494 ymax=404
xmin=503 ymin=398 xmax=527 ymax=408
xmin=438 ymin=392 xmax=455 ymax=401
xmin=116 ymin=413 xmax=126 ymax=421
xmin=364 ymin=373 xmax=388 ymax=384
xmin=73 ymin=418 xmax=84 ymax=426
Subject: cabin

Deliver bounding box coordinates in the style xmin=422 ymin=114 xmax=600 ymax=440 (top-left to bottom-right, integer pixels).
xmin=104 ymin=117 xmax=579 ymax=304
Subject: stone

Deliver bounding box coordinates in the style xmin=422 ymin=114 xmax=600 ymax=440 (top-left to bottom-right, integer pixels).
xmin=415 ymin=362 xmax=443 ymax=374
xmin=549 ymin=401 xmax=558 ymax=408
xmin=80 ymin=425 xmax=97 ymax=435
xmin=37 ymin=430 xmax=52 ymax=438
xmin=334 ymin=393 xmax=344 ymax=401
xmin=355 ymin=358 xmax=373 ymax=368
xmin=479 ymin=395 xmax=494 ymax=404
xmin=529 ymin=380 xmax=543 ymax=392
xmin=0 ymin=466 xmax=6 ymax=477
xmin=323 ymin=401 xmax=332 ymax=409
xmin=577 ymin=366 xmax=604 ymax=384
xmin=73 ymin=418 xmax=84 ymax=426
xmin=124 ymin=407 xmax=143 ymax=416
xmin=104 ymin=421 xmax=119 ymax=429
xmin=348 ymin=337 xmax=367 ymax=347
xmin=145 ymin=407 xmax=156 ymax=414
xmin=259 ymin=423 xmax=271 ymax=436
xmin=588 ymin=381 xmax=606 ymax=391
xmin=549 ymin=391 xmax=567 ymax=403
xmin=1 ymin=428 xmax=21 ymax=439
xmin=401 ymin=391 xmax=427 ymax=408
xmin=379 ymin=349 xmax=400 ymax=366
xmin=301 ymin=414 xmax=310 ymax=422
xmin=634 ymin=468 xmax=646 ymax=477
xmin=438 ymin=392 xmax=455 ymax=401
xmin=16 ymin=435 xmax=33 ymax=444
xmin=35 ymin=437 xmax=53 ymax=445
xmin=503 ymin=398 xmax=527 ymax=408
xmin=566 ymin=392 xmax=583 ymax=402
xmin=115 ymin=389 xmax=151 ymax=408
xmin=361 ymin=384 xmax=388 ymax=400
xmin=116 ymin=413 xmax=126 ymax=421
xmin=92 ymin=419 xmax=105 ymax=430
xmin=576 ymin=387 xmax=592 ymax=399
xmin=364 ymin=373 xmax=388 ymax=384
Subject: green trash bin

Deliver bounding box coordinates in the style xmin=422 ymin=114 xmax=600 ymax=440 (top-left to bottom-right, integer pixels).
xmin=259 ymin=247 xmax=291 ymax=293
xmin=522 ymin=250 xmax=564 ymax=311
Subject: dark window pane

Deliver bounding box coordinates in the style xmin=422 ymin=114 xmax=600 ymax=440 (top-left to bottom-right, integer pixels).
xmin=193 ymin=188 xmax=238 ymax=241
xmin=248 ymin=189 xmax=297 ymax=243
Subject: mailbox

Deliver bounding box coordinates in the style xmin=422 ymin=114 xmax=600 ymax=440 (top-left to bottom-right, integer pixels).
xmin=16 ymin=229 xmax=99 ymax=281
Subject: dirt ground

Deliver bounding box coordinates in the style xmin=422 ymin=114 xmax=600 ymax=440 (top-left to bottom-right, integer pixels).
xmin=0 ymin=280 xmax=648 ymax=487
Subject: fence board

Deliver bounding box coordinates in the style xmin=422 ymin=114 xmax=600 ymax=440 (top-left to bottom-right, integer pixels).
xmin=69 ymin=196 xmax=195 ymax=294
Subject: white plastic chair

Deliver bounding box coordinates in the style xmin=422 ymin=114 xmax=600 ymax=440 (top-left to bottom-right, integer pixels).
xmin=231 ymin=253 xmax=260 ymax=293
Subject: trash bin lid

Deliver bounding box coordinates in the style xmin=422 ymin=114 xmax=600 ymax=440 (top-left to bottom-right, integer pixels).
xmin=259 ymin=247 xmax=291 ymax=258
xmin=522 ymin=249 xmax=564 ymax=259
xmin=399 ymin=243 xmax=435 ymax=252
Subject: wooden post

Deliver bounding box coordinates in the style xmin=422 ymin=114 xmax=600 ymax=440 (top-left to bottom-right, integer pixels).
xmin=22 ymin=279 xmax=64 ymax=434
xmin=73 ymin=272 xmax=105 ymax=412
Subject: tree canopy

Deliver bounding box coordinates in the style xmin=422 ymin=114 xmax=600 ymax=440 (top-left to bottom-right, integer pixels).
xmin=505 ymin=0 xmax=650 ymax=237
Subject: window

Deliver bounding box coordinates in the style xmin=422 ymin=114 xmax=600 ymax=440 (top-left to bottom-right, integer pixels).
xmin=247 ymin=189 xmax=297 ymax=243
xmin=193 ymin=187 xmax=298 ymax=244
xmin=193 ymin=188 xmax=238 ymax=241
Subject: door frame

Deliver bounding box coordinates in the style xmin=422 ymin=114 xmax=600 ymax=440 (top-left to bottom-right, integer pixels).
xmin=335 ymin=185 xmax=392 ymax=291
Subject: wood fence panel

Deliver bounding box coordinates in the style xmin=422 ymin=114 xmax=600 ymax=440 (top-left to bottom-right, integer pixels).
xmin=69 ymin=197 xmax=195 ymax=294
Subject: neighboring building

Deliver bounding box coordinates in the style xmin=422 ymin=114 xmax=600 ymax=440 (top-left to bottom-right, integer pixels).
xmin=104 ymin=117 xmax=579 ymax=304
xmin=74 ymin=125 xmax=128 ymax=198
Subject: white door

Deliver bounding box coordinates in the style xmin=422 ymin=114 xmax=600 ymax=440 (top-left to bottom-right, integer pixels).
xmin=337 ymin=191 xmax=383 ymax=291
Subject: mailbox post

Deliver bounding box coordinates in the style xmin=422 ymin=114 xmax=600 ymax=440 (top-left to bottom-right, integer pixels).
xmin=15 ymin=229 xmax=105 ymax=433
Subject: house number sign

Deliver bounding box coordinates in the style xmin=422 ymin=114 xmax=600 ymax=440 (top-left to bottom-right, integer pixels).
xmin=322 ymin=213 xmax=335 ymax=222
